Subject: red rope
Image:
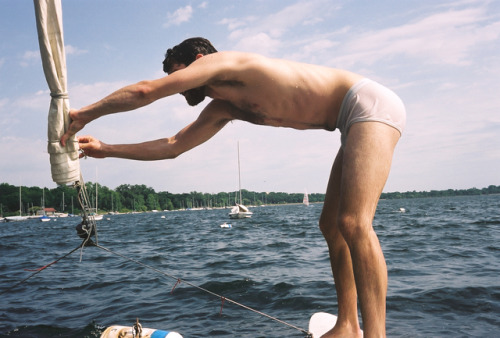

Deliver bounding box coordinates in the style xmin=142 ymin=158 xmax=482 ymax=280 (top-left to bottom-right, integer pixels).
xmin=24 ymin=262 xmax=54 ymax=272
xmin=219 ymin=297 xmax=226 ymax=316
xmin=171 ymin=278 xmax=181 ymax=294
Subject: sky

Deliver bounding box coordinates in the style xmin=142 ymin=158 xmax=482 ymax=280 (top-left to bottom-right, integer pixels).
xmin=0 ymin=0 xmax=499 ymax=194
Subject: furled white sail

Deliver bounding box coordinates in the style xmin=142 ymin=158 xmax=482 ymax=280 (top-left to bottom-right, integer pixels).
xmin=34 ymin=0 xmax=80 ymax=184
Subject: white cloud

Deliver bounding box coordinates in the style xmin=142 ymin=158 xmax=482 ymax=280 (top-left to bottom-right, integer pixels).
xmin=231 ymin=33 xmax=282 ymax=55
xmin=218 ymin=17 xmax=248 ymax=31
xmin=23 ymin=50 xmax=39 ymax=60
xmin=0 ymin=136 xmax=51 ymax=188
xmin=20 ymin=50 xmax=40 ymax=67
xmin=328 ymin=7 xmax=500 ymax=68
xmin=223 ymin=0 xmax=332 ymax=55
xmin=0 ymin=97 xmax=8 ymax=108
xmin=164 ymin=5 xmax=193 ymax=27
xmin=13 ymin=89 xmax=48 ymax=110
xmin=65 ymin=44 xmax=87 ymax=55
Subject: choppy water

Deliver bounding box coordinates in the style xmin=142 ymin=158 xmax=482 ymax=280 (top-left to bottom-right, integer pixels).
xmin=1 ymin=195 xmax=499 ymax=337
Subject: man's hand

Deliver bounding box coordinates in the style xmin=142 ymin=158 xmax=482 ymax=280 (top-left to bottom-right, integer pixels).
xmin=77 ymin=135 xmax=106 ymax=159
xmin=61 ymin=109 xmax=90 ymax=146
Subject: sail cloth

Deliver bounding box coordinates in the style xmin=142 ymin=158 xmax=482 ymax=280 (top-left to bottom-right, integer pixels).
xmin=34 ymin=0 xmax=80 ymax=184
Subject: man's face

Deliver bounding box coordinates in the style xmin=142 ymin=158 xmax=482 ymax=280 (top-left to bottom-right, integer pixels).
xmin=169 ymin=63 xmax=206 ymax=106
xmin=183 ymin=86 xmax=206 ymax=106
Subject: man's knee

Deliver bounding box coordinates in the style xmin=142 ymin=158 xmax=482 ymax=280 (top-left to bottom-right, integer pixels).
xmin=319 ymin=209 xmax=338 ymax=240
xmin=336 ymin=213 xmax=373 ymax=246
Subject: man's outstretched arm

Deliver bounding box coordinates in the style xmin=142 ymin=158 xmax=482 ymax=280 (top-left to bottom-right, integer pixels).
xmin=77 ymin=99 xmax=234 ymax=161
xmin=60 ymin=81 xmax=162 ymax=146
xmin=60 ymin=53 xmax=236 ymax=146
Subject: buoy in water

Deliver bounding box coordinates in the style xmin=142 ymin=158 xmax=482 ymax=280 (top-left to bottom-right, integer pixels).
xmin=100 ymin=325 xmax=183 ymax=338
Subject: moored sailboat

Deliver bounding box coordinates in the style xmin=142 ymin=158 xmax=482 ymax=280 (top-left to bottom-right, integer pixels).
xmin=229 ymin=142 xmax=252 ymax=219
xmin=303 ymin=189 xmax=310 ymax=207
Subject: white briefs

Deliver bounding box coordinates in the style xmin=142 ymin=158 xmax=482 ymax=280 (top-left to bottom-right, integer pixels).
xmin=336 ymin=78 xmax=406 ymax=148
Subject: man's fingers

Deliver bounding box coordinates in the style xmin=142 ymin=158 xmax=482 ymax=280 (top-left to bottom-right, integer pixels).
xmin=77 ymin=135 xmax=92 ymax=144
xmin=60 ymin=116 xmax=84 ymax=146
xmin=60 ymin=127 xmax=76 ymax=146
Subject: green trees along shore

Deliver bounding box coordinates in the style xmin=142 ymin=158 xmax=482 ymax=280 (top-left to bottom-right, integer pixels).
xmin=0 ymin=182 xmax=498 ymax=217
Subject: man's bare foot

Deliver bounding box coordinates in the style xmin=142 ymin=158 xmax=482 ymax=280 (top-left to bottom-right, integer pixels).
xmin=320 ymin=324 xmax=363 ymax=338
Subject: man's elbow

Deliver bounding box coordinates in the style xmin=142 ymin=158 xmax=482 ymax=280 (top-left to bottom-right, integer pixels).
xmin=159 ymin=137 xmax=183 ymax=160
xmin=135 ymin=81 xmax=156 ymax=104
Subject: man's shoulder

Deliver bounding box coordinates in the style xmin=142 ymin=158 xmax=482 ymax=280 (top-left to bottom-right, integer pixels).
xmin=202 ymin=51 xmax=273 ymax=82
xmin=207 ymin=51 xmax=270 ymax=65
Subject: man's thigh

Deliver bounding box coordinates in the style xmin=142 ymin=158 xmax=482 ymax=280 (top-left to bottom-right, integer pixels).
xmin=320 ymin=148 xmax=343 ymax=233
xmin=340 ymin=122 xmax=401 ymax=222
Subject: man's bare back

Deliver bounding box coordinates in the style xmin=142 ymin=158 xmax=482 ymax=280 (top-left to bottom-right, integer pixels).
xmin=181 ymin=51 xmax=364 ymax=131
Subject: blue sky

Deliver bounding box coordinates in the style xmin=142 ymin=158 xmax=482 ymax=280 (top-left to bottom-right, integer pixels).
xmin=1 ymin=0 xmax=499 ymax=194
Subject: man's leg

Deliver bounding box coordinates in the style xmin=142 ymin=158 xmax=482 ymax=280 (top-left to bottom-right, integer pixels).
xmin=319 ymin=149 xmax=362 ymax=337
xmin=338 ymin=121 xmax=401 ymax=337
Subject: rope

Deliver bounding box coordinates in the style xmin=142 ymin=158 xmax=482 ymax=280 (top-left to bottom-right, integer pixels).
xmin=2 ymin=174 xmax=312 ymax=336
xmin=1 ymin=237 xmax=311 ymax=336
xmin=0 ymin=242 xmax=84 ymax=296
xmin=50 ymin=92 xmax=69 ymax=99
xmin=93 ymin=243 xmax=312 ymax=337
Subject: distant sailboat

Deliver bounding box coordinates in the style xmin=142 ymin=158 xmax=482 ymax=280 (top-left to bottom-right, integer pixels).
xmin=6 ymin=186 xmax=28 ymax=222
xmin=303 ymin=189 xmax=310 ymax=207
xmin=40 ymin=188 xmax=51 ymax=222
xmin=93 ymin=181 xmax=103 ymax=221
xmin=229 ymin=142 xmax=253 ymax=219
xmin=91 ymin=168 xmax=103 ymax=221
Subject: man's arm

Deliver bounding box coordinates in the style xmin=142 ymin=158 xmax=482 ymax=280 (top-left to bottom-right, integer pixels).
xmin=60 ymin=75 xmax=189 ymax=146
xmin=61 ymin=52 xmax=239 ymax=146
xmin=60 ymin=82 xmax=155 ymax=146
xmin=78 ymin=99 xmax=234 ymax=160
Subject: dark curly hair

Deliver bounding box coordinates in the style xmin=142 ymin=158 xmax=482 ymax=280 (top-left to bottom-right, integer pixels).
xmin=163 ymin=37 xmax=218 ymax=73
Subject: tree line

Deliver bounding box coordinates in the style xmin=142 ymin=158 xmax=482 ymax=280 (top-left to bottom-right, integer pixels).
xmin=0 ymin=182 xmax=324 ymax=216
xmin=379 ymin=185 xmax=500 ymax=199
xmin=0 ymin=182 xmax=498 ymax=217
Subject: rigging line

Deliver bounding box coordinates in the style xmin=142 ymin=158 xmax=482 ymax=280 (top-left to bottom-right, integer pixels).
xmin=93 ymin=243 xmax=311 ymax=337
xmin=0 ymin=241 xmax=84 ymax=296
xmin=1 ymin=177 xmax=98 ymax=295
xmin=74 ymin=175 xmax=99 ymax=254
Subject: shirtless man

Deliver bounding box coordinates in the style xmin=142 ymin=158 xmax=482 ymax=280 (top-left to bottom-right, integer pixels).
xmin=61 ymin=37 xmax=405 ymax=337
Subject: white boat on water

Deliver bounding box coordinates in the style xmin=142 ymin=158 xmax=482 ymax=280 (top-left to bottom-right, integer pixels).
xmin=6 ymin=186 xmax=28 ymax=221
xmin=40 ymin=189 xmax=51 ymax=222
xmin=303 ymin=189 xmax=310 ymax=206
xmin=91 ymin=213 xmax=104 ymax=221
xmin=228 ymin=142 xmax=252 ymax=219
xmin=40 ymin=215 xmax=51 ymax=222
xmin=229 ymin=204 xmax=253 ymax=219
xmin=5 ymin=216 xmax=29 ymax=222
xmin=220 ymin=222 xmax=232 ymax=228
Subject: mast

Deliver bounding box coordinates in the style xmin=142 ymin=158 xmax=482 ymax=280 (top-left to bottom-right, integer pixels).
xmin=19 ymin=186 xmax=22 ymax=216
xmin=42 ymin=188 xmax=46 ymax=215
xmin=237 ymin=141 xmax=242 ymax=205
xmin=95 ymin=167 xmax=98 ymax=214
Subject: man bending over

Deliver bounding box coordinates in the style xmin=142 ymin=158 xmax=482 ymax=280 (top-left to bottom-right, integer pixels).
xmin=61 ymin=37 xmax=406 ymax=337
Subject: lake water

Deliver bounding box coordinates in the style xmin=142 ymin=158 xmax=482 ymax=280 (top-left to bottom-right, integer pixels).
xmin=1 ymin=194 xmax=499 ymax=337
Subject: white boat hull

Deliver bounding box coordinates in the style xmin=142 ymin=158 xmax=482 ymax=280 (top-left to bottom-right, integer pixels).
xmin=229 ymin=204 xmax=253 ymax=219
